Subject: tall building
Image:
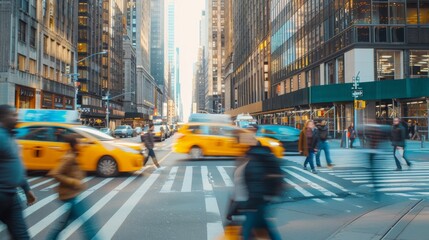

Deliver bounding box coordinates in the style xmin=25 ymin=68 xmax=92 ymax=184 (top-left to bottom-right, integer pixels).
xmin=0 ymin=0 xmax=77 ymax=110
xmin=223 ymin=0 xmax=234 ymax=112
xmin=205 ymin=0 xmax=227 ymax=113
xmin=151 ymin=0 xmax=167 ymax=117
xmin=167 ymin=0 xmax=176 ymax=102
xmin=261 ymin=0 xmax=429 ymax=135
xmin=193 ymin=47 xmax=206 ymax=114
xmin=123 ymin=36 xmax=137 ymax=114
xmin=225 ymin=0 xmax=271 ymax=117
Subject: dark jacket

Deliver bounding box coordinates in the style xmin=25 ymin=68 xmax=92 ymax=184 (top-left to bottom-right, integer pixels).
xmin=244 ymin=146 xmax=283 ymax=208
xmin=348 ymin=126 xmax=356 ymax=139
xmin=0 ymin=127 xmax=30 ymax=193
xmin=317 ymin=125 xmax=329 ymax=141
xmin=391 ymin=124 xmax=406 ymax=147
xmin=143 ymin=130 xmax=155 ymax=149
xmin=298 ymin=128 xmax=319 ymax=156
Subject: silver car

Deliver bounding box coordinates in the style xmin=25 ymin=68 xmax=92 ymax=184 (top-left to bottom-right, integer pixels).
xmin=114 ymin=125 xmax=134 ymax=138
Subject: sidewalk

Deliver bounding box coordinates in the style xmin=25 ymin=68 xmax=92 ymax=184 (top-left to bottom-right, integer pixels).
xmin=328 ymin=199 xmax=429 ymax=240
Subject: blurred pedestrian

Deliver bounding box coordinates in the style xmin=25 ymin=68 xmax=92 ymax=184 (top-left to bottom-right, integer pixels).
xmin=0 ymin=105 xmax=36 ymax=240
xmin=315 ymin=120 xmax=334 ymax=168
xmin=391 ymin=118 xmax=412 ymax=171
xmin=142 ymin=123 xmax=162 ymax=169
xmin=241 ymin=145 xmax=283 ymax=240
xmin=47 ymin=134 xmax=98 ymax=240
xmin=348 ymin=123 xmax=357 ymax=148
xmin=411 ymin=122 xmax=420 ymax=140
xmin=298 ymin=120 xmax=319 ymax=174
xmin=408 ymin=120 xmax=414 ymax=139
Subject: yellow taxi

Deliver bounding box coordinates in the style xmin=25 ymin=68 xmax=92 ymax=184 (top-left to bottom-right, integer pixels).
xmin=15 ymin=122 xmax=144 ymax=177
xmin=173 ymin=123 xmax=284 ymax=159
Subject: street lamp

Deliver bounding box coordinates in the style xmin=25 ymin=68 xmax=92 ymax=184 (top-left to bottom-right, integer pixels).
xmin=71 ymin=51 xmax=108 ymax=110
xmin=102 ymin=91 xmax=135 ymax=128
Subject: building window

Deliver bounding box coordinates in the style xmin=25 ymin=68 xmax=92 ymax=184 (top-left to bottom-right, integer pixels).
xmin=43 ymin=35 xmax=48 ymax=55
xmin=409 ymin=50 xmax=429 ymax=78
xmin=374 ymin=27 xmax=388 ymax=42
xmin=357 ymin=26 xmax=370 ymax=42
xmin=407 ymin=0 xmax=418 ymax=24
xmin=337 ymin=56 xmax=345 ymax=84
xmin=421 ymin=1 xmax=429 ymax=24
xmin=29 ymin=59 xmax=36 ymax=74
xmin=18 ymin=20 xmax=26 ymax=43
xmin=373 ymin=2 xmax=388 ymax=24
xmin=354 ymin=0 xmax=371 ymax=23
xmin=389 ymin=2 xmax=405 ymax=24
xmin=326 ymin=60 xmax=336 ymax=84
xmin=20 ymin=0 xmax=29 ymax=12
xmin=376 ymin=50 xmax=402 ymax=80
xmin=30 ymin=27 xmax=36 ymax=47
xmin=43 ymin=64 xmax=48 ymax=78
xmin=18 ymin=54 xmax=26 ymax=72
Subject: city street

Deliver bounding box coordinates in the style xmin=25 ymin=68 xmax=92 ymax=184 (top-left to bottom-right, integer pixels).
xmin=1 ymin=136 xmax=428 ymax=240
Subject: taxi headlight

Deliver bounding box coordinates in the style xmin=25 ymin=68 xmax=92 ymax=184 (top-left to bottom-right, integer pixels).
xmin=269 ymin=141 xmax=280 ymax=146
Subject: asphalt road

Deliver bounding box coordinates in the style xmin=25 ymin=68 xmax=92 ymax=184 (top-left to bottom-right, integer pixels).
xmin=1 ymin=136 xmax=429 ymax=239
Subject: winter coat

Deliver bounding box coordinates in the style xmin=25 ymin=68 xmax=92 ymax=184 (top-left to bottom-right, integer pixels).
xmin=48 ymin=151 xmax=86 ymax=201
xmin=143 ymin=131 xmax=155 ymax=149
xmin=317 ymin=125 xmax=329 ymax=141
xmin=298 ymin=128 xmax=319 ymax=156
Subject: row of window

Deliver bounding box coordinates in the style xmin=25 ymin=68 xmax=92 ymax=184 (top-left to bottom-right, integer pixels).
xmin=273 ymin=49 xmax=429 ymax=96
xmin=18 ymin=20 xmax=36 ymax=48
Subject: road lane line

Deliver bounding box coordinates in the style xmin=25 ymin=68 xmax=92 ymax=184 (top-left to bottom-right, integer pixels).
xmin=95 ymin=173 xmax=160 ymax=239
xmin=217 ymin=166 xmax=233 ymax=187
xmin=39 ymin=177 xmax=94 ymax=191
xmin=58 ymin=176 xmax=138 ymax=239
xmin=283 ymin=178 xmax=324 ymax=203
xmin=28 ymin=178 xmax=113 ymax=237
xmin=181 ymin=166 xmax=193 ymax=192
xmin=160 ymin=166 xmax=179 ymax=193
xmin=366 ymin=182 xmax=429 ymax=188
xmin=201 ymin=166 xmax=223 ymax=240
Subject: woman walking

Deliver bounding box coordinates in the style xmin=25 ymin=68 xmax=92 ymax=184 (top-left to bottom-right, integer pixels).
xmin=348 ymin=123 xmax=357 ymax=148
xmin=298 ymin=120 xmax=319 ymax=174
xmin=47 ymin=134 xmax=98 ymax=240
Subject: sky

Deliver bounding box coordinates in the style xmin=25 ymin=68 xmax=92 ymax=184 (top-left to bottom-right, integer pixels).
xmin=176 ymin=0 xmax=205 ymax=122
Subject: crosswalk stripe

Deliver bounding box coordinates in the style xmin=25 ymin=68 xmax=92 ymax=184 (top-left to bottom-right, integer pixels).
xmin=366 ymin=183 xmax=429 ymax=188
xmin=336 ymin=172 xmax=429 ymax=178
xmin=30 ymin=178 xmax=54 ymax=189
xmin=283 ymin=169 xmax=340 ymax=200
xmin=201 ymin=166 xmax=223 ymax=240
xmin=353 ymin=178 xmax=429 ymax=184
xmin=58 ymin=176 xmax=138 ymax=240
xmin=181 ymin=166 xmax=193 ymax=192
xmin=95 ymin=173 xmax=160 ymax=239
xmin=160 ymin=166 xmax=179 ymax=193
xmin=28 ymin=177 xmax=42 ymax=183
xmin=0 ymin=177 xmax=94 ymax=234
xmin=283 ymin=178 xmax=325 ymax=203
xmin=217 ymin=166 xmax=233 ymax=187
xmin=376 ymin=187 xmax=424 ymax=192
xmin=286 ymin=166 xmax=355 ymax=195
xmin=28 ymin=178 xmax=113 ymax=237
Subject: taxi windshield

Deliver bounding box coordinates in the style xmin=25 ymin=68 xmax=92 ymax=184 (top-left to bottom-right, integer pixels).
xmin=74 ymin=126 xmax=115 ymax=141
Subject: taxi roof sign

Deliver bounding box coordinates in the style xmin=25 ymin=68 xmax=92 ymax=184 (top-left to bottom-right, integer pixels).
xmin=18 ymin=109 xmax=79 ymax=123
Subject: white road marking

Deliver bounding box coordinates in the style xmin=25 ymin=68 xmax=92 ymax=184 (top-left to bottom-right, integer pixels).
xmin=376 ymin=187 xmax=423 ymax=192
xmin=95 ymin=173 xmax=160 ymax=239
xmin=201 ymin=166 xmax=223 ymax=240
xmin=58 ymin=176 xmax=138 ymax=240
xmin=160 ymin=166 xmax=179 ymax=193
xmin=29 ymin=178 xmax=112 ymax=237
xmin=283 ymin=168 xmax=341 ymax=200
xmin=29 ymin=178 xmax=54 ymax=189
xmin=181 ymin=166 xmax=193 ymax=192
xmin=28 ymin=177 xmax=42 ymax=183
xmin=366 ymin=183 xmax=429 ymax=188
xmin=284 ymin=178 xmax=325 ymax=203
xmin=217 ymin=166 xmax=234 ymax=187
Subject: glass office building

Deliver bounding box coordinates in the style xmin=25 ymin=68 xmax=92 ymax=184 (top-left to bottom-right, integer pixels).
xmin=262 ymin=0 xmax=429 ymax=137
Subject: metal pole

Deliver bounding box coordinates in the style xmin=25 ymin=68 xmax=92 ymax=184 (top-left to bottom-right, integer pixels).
xmin=106 ymin=91 xmax=110 ymax=128
xmin=334 ymin=104 xmax=337 ymax=139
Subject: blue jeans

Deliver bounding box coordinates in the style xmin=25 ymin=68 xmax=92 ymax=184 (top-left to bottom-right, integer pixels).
xmin=241 ymin=204 xmax=282 ymax=240
xmin=304 ymin=150 xmax=315 ymax=170
xmin=47 ymin=197 xmax=98 ymax=240
xmin=393 ymin=146 xmax=411 ymax=169
xmin=0 ymin=191 xmax=30 ymax=240
xmin=316 ymin=141 xmax=332 ymax=166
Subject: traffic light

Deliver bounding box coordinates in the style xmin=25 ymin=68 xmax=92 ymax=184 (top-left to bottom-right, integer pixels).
xmin=354 ymin=100 xmax=366 ymax=110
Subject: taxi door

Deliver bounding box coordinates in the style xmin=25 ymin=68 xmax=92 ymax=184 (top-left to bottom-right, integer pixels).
xmin=17 ymin=126 xmax=67 ymax=170
xmin=205 ymin=126 xmax=237 ymax=156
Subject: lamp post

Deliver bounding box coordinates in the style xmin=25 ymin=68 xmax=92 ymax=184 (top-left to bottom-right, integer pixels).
xmin=103 ymin=91 xmax=135 ymax=128
xmin=72 ymin=51 xmax=108 ymax=110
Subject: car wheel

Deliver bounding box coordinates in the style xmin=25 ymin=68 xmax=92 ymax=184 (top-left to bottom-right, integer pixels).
xmin=97 ymin=156 xmax=118 ymax=177
xmin=189 ymin=146 xmax=203 ymax=159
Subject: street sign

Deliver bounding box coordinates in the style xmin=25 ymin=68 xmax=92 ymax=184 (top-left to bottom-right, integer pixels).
xmin=352 ymin=90 xmax=363 ymax=97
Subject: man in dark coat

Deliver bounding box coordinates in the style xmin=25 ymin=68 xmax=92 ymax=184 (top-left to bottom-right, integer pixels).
xmin=391 ymin=118 xmax=412 ymax=170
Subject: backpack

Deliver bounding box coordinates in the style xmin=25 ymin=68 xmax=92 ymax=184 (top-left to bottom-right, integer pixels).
xmin=319 ymin=128 xmax=328 ymax=141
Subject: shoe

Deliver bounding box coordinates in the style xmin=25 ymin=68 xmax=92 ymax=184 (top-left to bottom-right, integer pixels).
xmin=395 ymin=168 xmax=402 ymax=171
xmin=311 ymin=170 xmax=318 ymax=174
xmin=303 ymin=166 xmax=308 ymax=170
xmin=327 ymin=163 xmax=335 ymax=168
xmin=317 ymin=165 xmax=322 ymax=168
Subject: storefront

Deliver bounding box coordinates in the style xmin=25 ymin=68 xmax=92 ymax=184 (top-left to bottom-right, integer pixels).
xmin=41 ymin=91 xmax=74 ymax=110
xmin=15 ymin=85 xmax=36 ymax=109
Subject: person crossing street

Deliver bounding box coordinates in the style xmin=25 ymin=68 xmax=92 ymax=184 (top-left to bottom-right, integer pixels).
xmin=143 ymin=123 xmax=162 ymax=169
xmin=315 ymin=120 xmax=334 ymax=168
xmin=391 ymin=118 xmax=412 ymax=171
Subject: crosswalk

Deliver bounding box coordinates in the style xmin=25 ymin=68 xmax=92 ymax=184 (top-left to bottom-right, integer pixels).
xmin=5 ymin=158 xmax=427 ymax=239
